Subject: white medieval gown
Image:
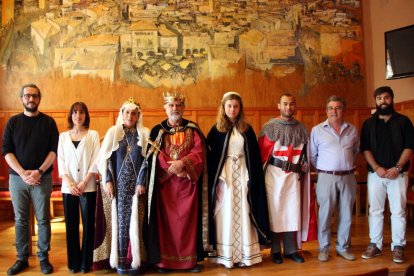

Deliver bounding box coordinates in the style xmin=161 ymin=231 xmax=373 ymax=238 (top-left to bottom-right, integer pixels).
xmin=214 ymin=128 xmax=262 ymax=268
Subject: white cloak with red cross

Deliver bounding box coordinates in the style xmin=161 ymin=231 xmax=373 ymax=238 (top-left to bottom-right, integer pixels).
xmin=258 ymin=136 xmax=317 ymax=243
xmin=265 ymin=140 xmax=304 ymax=232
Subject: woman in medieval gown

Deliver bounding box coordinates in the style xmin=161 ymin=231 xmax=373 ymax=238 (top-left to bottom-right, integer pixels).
xmin=93 ymin=98 xmax=149 ymax=274
xmin=207 ymin=92 xmax=269 ymax=269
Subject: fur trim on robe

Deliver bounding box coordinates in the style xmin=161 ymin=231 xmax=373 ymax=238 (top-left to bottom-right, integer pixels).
xmin=130 ymin=194 xmax=141 ymax=269
xmin=109 ymin=195 xmax=141 ymax=269
xmin=110 ymin=199 xmax=118 ymax=268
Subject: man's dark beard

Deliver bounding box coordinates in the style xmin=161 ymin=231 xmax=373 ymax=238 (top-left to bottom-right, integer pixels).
xmin=23 ymin=103 xmax=38 ymax=113
xmin=376 ymin=103 xmax=394 ymax=115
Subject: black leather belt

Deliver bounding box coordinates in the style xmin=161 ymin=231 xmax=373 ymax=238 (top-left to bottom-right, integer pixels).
xmin=317 ymin=169 xmax=354 ymax=175
xmin=269 ymin=157 xmax=301 ymax=173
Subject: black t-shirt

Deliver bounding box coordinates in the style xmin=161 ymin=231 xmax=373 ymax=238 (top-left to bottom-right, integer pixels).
xmin=1 ymin=112 xmax=59 ymax=175
xmin=361 ymin=112 xmax=414 ymax=172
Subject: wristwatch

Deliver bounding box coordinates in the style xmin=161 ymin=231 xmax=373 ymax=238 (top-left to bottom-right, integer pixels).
xmin=37 ymin=168 xmax=44 ymax=175
xmin=395 ymin=164 xmax=402 ymax=172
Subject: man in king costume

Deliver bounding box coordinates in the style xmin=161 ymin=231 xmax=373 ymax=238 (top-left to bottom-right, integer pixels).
xmin=258 ymin=93 xmax=317 ymax=265
xmin=142 ymin=92 xmax=209 ymax=272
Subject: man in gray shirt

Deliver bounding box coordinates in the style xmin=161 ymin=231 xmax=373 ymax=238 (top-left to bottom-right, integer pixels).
xmin=309 ymin=95 xmax=359 ymax=262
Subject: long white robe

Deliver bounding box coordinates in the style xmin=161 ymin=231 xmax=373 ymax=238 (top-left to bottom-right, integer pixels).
xmin=214 ymin=128 xmax=262 ymax=268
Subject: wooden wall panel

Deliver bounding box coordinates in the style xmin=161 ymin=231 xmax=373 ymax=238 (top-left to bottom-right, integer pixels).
xmin=141 ymin=110 xmax=168 ymax=132
xmin=89 ymin=111 xmax=117 ymax=139
xmin=258 ymin=110 xmax=277 ymax=134
xmin=317 ymin=111 xmax=327 ymax=126
xmin=48 ymin=112 xmax=67 ymax=133
xmin=400 ymin=102 xmax=414 ymax=123
xmin=194 ymin=114 xmax=216 ymax=136
xmin=297 ymin=110 xmax=318 ymax=134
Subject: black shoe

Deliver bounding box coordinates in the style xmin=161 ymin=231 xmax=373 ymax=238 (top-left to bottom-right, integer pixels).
xmin=284 ymin=252 xmax=304 ymax=263
xmin=69 ymin=268 xmax=79 ymax=273
xmin=7 ymin=260 xmax=29 ymax=275
xmin=187 ymin=264 xmax=202 ymax=273
xmin=271 ymin=252 xmax=283 ymax=264
xmin=80 ymin=268 xmax=90 ymax=273
xmin=157 ymin=267 xmax=171 ymax=273
xmin=237 ymin=262 xmax=247 ymax=268
xmin=40 ymin=260 xmax=54 ymax=274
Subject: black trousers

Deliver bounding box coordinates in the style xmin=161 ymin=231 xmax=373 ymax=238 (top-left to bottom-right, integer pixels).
xmin=270 ymin=231 xmax=298 ymax=255
xmin=63 ymin=192 xmax=96 ymax=271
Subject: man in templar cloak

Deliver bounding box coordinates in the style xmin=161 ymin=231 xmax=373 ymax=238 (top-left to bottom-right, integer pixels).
xmin=258 ymin=93 xmax=317 ymax=265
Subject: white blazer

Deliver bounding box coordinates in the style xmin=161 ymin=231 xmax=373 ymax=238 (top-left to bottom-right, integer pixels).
xmin=58 ymin=130 xmax=100 ymax=194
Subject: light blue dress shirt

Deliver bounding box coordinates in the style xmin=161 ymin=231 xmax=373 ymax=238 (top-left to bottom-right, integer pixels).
xmin=309 ymin=119 xmax=359 ymax=171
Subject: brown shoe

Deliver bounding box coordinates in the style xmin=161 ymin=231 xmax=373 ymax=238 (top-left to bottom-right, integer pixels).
xmin=361 ymin=243 xmax=381 ymax=259
xmin=318 ymin=248 xmax=329 ymax=262
xmin=392 ymin=246 xmax=404 ymax=263
xmin=337 ymin=250 xmax=356 ymax=261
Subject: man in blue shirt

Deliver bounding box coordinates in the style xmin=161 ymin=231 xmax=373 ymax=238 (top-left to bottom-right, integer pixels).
xmin=310 ymin=95 xmax=359 ymax=262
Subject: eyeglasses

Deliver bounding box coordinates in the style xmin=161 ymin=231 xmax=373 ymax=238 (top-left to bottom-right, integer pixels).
xmin=22 ymin=94 xmax=40 ymax=100
xmin=327 ymin=106 xmax=343 ymax=111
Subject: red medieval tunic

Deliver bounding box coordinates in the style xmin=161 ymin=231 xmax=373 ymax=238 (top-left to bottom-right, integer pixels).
xmin=155 ymin=127 xmax=205 ymax=269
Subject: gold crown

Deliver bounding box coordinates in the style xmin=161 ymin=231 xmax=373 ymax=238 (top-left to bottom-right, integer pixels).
xmin=163 ymin=92 xmax=185 ymax=104
xmin=123 ymin=97 xmax=140 ymax=108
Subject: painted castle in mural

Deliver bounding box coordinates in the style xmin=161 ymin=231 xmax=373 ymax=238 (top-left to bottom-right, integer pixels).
xmin=0 ymin=0 xmax=363 ymax=88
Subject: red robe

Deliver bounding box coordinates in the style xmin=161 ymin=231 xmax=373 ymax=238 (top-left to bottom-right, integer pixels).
xmin=155 ymin=128 xmax=205 ymax=269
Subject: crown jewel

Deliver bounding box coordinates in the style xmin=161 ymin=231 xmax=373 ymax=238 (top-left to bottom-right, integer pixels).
xmin=123 ymin=97 xmax=140 ymax=108
xmin=163 ymin=92 xmax=185 ymax=104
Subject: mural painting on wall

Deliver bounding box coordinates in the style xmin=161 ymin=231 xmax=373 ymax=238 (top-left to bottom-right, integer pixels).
xmin=0 ymin=0 xmax=364 ymax=108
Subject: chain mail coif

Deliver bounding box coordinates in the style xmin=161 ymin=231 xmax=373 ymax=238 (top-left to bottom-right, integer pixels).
xmin=260 ymin=118 xmax=308 ymax=147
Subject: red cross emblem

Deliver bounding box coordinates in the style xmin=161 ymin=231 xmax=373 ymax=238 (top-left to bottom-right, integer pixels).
xmin=273 ymin=144 xmax=302 ymax=163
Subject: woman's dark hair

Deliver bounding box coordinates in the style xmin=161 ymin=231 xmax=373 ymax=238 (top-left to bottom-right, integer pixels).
xmin=68 ymin=102 xmax=90 ymax=129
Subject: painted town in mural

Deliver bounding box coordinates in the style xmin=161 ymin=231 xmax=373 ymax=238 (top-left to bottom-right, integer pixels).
xmin=0 ymin=0 xmax=363 ymax=89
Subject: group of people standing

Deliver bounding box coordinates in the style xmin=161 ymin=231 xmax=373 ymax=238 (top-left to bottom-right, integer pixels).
xmin=2 ymin=83 xmax=413 ymax=275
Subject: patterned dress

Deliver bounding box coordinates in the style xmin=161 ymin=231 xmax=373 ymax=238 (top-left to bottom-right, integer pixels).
xmin=213 ymin=128 xmax=262 ymax=268
xmin=93 ymin=127 xmax=147 ymax=273
xmin=108 ymin=129 xmax=143 ymax=264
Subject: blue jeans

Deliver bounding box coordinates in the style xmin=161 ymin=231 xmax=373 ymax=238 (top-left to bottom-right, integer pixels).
xmin=9 ymin=174 xmax=52 ymax=261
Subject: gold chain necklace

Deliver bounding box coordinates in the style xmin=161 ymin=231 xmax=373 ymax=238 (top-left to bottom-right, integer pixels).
xmin=124 ymin=129 xmax=136 ymax=153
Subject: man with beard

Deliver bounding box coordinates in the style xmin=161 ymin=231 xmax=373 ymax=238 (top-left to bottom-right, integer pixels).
xmin=258 ymin=93 xmax=316 ymax=265
xmin=142 ymin=92 xmax=208 ymax=273
xmin=360 ymin=86 xmax=414 ymax=263
xmin=2 ymin=84 xmax=59 ymax=275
